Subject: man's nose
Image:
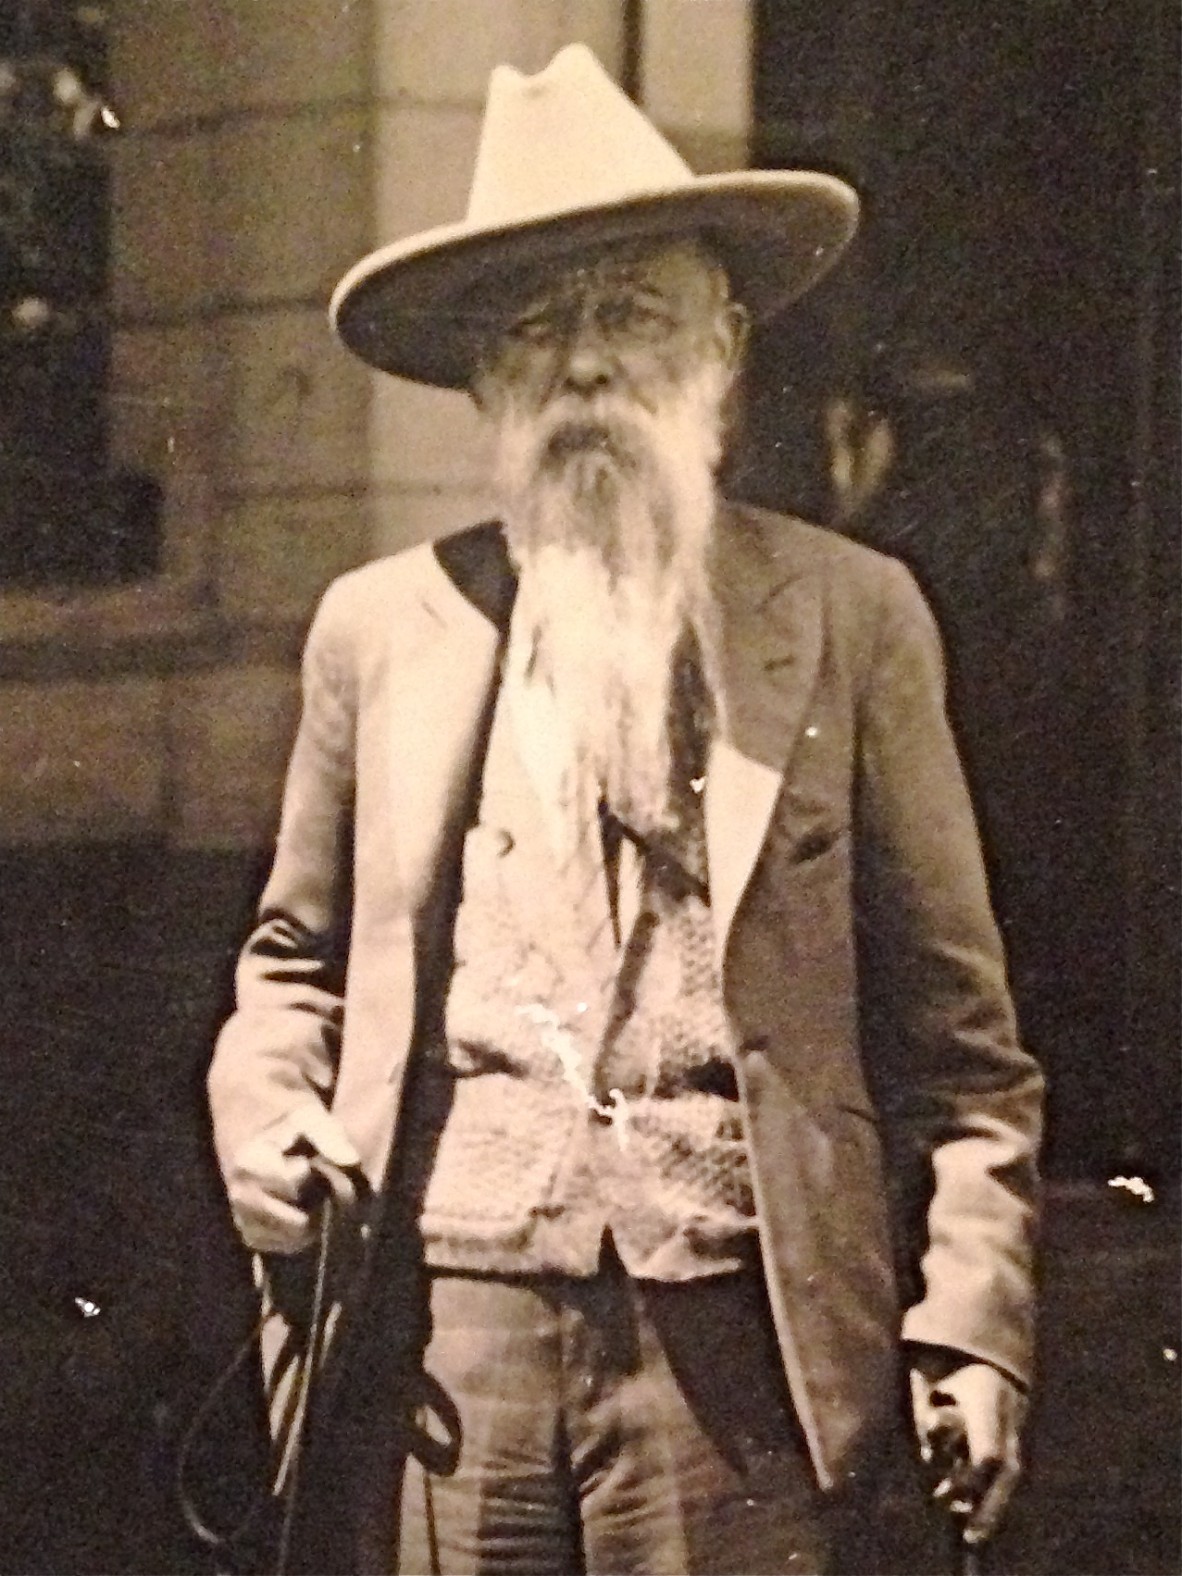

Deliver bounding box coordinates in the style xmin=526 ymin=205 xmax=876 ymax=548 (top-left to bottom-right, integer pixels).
xmin=559 ymin=312 xmax=616 ymax=393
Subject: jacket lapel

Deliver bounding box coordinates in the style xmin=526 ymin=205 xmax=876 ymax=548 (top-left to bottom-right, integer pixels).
xmin=382 ymin=543 xmax=510 ymax=924
xmin=705 ymin=512 xmax=823 ymax=959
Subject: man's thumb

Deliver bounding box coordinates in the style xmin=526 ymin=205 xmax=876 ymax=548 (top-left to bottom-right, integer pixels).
xmin=296 ymin=1103 xmax=361 ymax=1172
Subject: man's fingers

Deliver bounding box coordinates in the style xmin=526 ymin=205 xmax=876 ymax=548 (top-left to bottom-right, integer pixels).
xmin=911 ymin=1362 xmax=1026 ymax=1547
xmin=273 ymin=1147 xmax=320 ymax=1204
xmin=955 ymin=1377 xmax=1009 ymax=1466
xmin=289 ymin=1104 xmax=361 ymax=1172
xmin=227 ymin=1104 xmax=363 ymax=1254
xmin=910 ymin=1367 xmax=945 ymax=1462
xmin=232 ymin=1189 xmax=316 ymax=1255
xmin=299 ymin=1154 xmax=361 ymax=1214
xmin=931 ymin=1449 xmax=979 ymax=1520
xmin=926 ymin=1411 xmax=967 ymax=1470
xmin=226 ymin=1105 xmax=365 ymax=1255
xmin=229 ymin=1133 xmax=312 ymax=1202
xmin=937 ymin=1452 xmax=1000 ymax=1518
xmin=951 ymin=1367 xmax=1024 ymax=1541
xmin=964 ymin=1452 xmax=1021 ymax=1545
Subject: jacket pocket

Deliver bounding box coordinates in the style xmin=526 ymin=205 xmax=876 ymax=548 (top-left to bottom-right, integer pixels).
xmin=789 ymin=822 xmax=850 ymax=865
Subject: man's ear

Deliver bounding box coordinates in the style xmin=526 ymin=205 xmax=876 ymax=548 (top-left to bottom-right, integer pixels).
xmin=469 ymin=366 xmax=490 ymax=412
xmin=469 ymin=356 xmax=503 ymax=415
xmin=716 ymin=299 xmax=750 ymax=378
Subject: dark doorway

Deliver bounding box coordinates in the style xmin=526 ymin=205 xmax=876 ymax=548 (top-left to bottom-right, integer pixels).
xmin=744 ymin=0 xmax=1179 ymax=1178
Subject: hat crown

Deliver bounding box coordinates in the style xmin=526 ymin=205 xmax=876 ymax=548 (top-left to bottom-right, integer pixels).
xmin=330 ymin=44 xmax=859 ymax=386
xmin=467 ymin=44 xmax=693 ymax=230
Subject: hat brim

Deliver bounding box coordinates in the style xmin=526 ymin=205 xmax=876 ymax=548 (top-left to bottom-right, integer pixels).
xmin=330 ymin=170 xmax=858 ymax=388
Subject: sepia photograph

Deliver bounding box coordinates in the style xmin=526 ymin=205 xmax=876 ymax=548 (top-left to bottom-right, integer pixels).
xmin=0 ymin=3 xmax=1177 ymax=1573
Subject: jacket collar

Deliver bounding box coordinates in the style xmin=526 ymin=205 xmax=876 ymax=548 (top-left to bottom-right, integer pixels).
xmin=427 ymin=503 xmax=824 ymax=752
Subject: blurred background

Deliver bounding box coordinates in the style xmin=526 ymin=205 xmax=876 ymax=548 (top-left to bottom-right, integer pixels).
xmin=0 ymin=1 xmax=1176 ymax=1570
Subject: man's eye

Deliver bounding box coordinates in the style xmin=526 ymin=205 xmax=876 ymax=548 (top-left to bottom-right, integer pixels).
xmin=599 ymin=300 xmax=663 ymax=334
xmin=507 ymin=312 xmax=559 ymax=344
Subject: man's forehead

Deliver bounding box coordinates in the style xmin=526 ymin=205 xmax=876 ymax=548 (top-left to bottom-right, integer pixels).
xmin=509 ymin=235 xmax=727 ymax=309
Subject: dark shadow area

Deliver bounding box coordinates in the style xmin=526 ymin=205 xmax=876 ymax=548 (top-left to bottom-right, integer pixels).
xmin=743 ymin=0 xmax=1180 ymax=1183
xmin=0 ymin=846 xmax=272 ymax=1574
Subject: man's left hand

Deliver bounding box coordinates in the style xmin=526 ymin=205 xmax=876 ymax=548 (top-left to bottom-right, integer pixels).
xmin=909 ymin=1355 xmax=1028 ymax=1547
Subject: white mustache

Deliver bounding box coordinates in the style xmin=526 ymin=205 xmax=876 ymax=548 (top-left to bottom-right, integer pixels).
xmin=530 ymin=396 xmax=659 ymax=475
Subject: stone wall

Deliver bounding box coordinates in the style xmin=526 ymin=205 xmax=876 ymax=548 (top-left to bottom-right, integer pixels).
xmin=0 ymin=0 xmax=753 ymax=851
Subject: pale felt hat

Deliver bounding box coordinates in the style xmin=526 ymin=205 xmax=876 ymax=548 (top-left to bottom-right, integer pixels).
xmin=330 ymin=43 xmax=859 ymax=388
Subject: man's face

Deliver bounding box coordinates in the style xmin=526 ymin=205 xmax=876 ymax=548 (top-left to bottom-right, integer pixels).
xmin=469 ymin=240 xmax=744 ymax=833
xmin=472 ymin=238 xmax=746 ymax=430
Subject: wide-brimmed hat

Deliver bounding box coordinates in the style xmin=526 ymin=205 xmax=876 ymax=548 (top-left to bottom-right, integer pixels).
xmin=330 ymin=44 xmax=859 ymax=388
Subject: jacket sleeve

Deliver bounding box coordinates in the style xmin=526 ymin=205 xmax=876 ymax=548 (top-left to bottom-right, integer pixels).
xmin=207 ymin=579 xmax=357 ymax=1179
xmin=854 ymin=557 xmax=1044 ymax=1387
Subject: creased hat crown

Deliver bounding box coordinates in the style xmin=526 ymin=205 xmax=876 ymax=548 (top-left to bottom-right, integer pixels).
xmin=467 ymin=45 xmax=694 ymax=227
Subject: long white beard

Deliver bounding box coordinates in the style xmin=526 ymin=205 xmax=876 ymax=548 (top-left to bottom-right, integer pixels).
xmin=493 ymin=362 xmax=729 ymax=834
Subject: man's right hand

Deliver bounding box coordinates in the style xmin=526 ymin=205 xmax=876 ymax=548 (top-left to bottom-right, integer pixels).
xmin=225 ymin=1103 xmax=363 ymax=1254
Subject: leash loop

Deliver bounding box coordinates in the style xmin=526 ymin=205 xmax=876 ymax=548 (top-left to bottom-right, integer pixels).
xmin=177 ymin=1201 xmax=336 ymax=1576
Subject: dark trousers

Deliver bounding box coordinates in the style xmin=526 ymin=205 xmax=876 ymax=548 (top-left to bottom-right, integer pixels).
xmin=356 ymin=1244 xmax=866 ymax=1576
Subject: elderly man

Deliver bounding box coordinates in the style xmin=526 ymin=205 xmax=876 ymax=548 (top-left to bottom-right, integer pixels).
xmin=208 ymin=45 xmax=1042 ymax=1576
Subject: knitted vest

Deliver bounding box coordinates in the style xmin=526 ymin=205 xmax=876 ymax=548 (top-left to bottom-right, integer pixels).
xmin=415 ymin=666 xmax=755 ymax=1279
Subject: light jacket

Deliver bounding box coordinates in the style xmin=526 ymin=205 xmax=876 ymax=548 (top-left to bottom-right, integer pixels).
xmin=208 ymin=502 xmax=1042 ymax=1527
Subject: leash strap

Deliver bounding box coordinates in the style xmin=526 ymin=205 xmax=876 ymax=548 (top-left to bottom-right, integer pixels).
xmin=275 ymin=1204 xmax=334 ymax=1575
xmin=175 ymin=1317 xmax=269 ymax=1552
xmin=176 ymin=1202 xmax=336 ymax=1576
